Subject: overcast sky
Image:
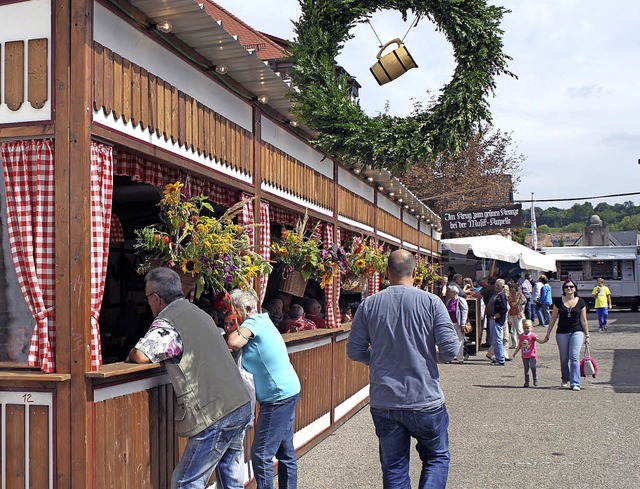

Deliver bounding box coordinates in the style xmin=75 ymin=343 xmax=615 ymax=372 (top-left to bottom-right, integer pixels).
xmin=214 ymin=1 xmax=640 ymax=209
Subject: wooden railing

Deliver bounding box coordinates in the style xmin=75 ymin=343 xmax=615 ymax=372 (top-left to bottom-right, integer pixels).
xmin=338 ymin=186 xmax=375 ymax=227
xmin=93 ymin=42 xmax=252 ymax=175
xmin=260 ymin=142 xmax=334 ymax=210
xmin=85 ymin=327 xmax=368 ymax=488
xmin=378 ymin=210 xmax=403 ymax=240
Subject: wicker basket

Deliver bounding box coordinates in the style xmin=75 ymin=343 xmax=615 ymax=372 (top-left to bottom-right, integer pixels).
xmin=342 ymin=274 xmax=367 ymax=293
xmin=279 ymin=269 xmax=308 ymax=297
xmin=175 ymin=269 xmax=198 ymax=296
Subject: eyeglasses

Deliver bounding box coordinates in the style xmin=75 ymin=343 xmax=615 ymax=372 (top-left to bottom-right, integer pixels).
xmin=563 ymin=285 xmax=575 ymax=290
xmin=145 ymin=292 xmax=157 ymax=302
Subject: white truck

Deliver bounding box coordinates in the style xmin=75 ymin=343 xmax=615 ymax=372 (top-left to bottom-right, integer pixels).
xmin=540 ymin=245 xmax=640 ymax=311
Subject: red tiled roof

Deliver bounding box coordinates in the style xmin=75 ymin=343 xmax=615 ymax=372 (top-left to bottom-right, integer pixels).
xmin=202 ymin=1 xmax=289 ymax=61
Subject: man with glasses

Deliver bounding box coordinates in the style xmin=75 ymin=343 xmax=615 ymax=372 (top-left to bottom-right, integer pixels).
xmin=128 ymin=267 xmax=252 ymax=489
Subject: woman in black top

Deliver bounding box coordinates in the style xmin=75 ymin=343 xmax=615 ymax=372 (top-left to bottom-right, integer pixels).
xmin=541 ymin=280 xmax=591 ymax=390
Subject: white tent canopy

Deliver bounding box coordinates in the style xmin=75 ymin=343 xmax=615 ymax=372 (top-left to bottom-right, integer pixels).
xmin=441 ymin=235 xmax=557 ymax=272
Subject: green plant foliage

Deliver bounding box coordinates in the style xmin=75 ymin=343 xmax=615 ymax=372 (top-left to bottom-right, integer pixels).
xmin=290 ymin=0 xmax=515 ymax=174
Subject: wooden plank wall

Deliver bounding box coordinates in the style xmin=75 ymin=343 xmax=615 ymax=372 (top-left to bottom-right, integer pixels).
xmin=0 ymin=395 xmax=51 ymax=489
xmin=337 ymin=187 xmax=375 ymax=227
xmin=92 ymin=42 xmax=252 ymax=176
xmin=93 ymin=383 xmax=180 ymax=489
xmin=332 ymin=338 xmax=369 ymax=407
xmin=289 ymin=342 xmax=333 ymax=431
xmin=89 ymin=333 xmax=369 ymax=489
xmin=378 ymin=210 xmax=403 ymax=240
xmin=1 ymin=38 xmax=48 ymax=111
xmin=261 ymin=142 xmax=334 ymax=211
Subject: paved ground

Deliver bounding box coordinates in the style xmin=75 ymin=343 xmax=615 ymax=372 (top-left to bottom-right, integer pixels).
xmin=295 ymin=310 xmax=640 ymax=488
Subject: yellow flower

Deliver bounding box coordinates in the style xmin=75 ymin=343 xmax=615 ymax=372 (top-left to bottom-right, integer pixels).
xmin=181 ymin=258 xmax=200 ymax=276
xmin=355 ymin=259 xmax=366 ymax=269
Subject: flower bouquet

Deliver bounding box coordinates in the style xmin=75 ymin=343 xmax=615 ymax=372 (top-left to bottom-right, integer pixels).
xmin=271 ymin=212 xmax=341 ymax=295
xmin=342 ymin=237 xmax=388 ymax=291
xmin=414 ymin=260 xmax=441 ymax=289
xmin=135 ymin=182 xmax=272 ymax=298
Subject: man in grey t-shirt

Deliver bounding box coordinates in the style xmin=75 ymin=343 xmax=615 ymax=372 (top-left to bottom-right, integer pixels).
xmin=347 ymin=250 xmax=460 ymax=489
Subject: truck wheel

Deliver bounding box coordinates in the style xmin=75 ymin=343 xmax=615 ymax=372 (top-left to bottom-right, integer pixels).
xmin=632 ymin=304 xmax=639 ymax=313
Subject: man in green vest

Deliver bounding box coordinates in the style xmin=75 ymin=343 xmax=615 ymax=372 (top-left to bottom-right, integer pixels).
xmin=128 ymin=267 xmax=252 ymax=489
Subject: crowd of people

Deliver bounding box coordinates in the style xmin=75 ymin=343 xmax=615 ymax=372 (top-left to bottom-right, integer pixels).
xmin=123 ymin=260 xmax=605 ymax=489
xmin=440 ymin=270 xmax=599 ymax=392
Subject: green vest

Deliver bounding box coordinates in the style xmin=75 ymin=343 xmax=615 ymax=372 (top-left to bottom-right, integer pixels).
xmin=159 ymin=299 xmax=250 ymax=437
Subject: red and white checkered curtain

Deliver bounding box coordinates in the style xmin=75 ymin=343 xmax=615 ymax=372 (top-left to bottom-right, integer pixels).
xmin=258 ymin=201 xmax=271 ymax=306
xmin=114 ymin=150 xmax=239 ymax=206
xmin=240 ymin=197 xmax=271 ymax=305
xmin=323 ymin=223 xmax=338 ymax=328
xmin=368 ymin=272 xmax=380 ymax=295
xmin=90 ymin=143 xmax=114 ymax=370
xmin=1 ymin=140 xmax=56 ymax=372
xmin=109 ymin=213 xmax=124 ymax=245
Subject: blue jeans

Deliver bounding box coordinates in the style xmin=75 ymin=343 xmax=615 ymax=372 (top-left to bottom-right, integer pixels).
xmin=556 ymin=332 xmax=584 ymax=388
xmin=252 ymin=393 xmax=299 ymax=489
xmin=596 ymin=307 xmax=609 ymax=329
xmin=537 ymin=303 xmax=551 ymax=326
xmin=370 ymin=404 xmax=450 ymax=489
xmin=489 ymin=319 xmax=505 ymax=363
xmin=172 ymin=402 xmax=252 ymax=489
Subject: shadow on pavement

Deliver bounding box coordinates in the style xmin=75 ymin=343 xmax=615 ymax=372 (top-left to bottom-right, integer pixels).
xmin=609 ymin=349 xmax=640 ymax=393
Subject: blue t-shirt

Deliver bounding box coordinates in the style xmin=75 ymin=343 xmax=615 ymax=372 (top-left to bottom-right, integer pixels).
xmin=241 ymin=313 xmax=301 ymax=403
xmin=347 ymin=285 xmax=460 ymax=410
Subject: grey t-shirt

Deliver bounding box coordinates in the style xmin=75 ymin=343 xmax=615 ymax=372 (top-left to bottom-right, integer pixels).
xmin=347 ymin=285 xmax=460 ymax=410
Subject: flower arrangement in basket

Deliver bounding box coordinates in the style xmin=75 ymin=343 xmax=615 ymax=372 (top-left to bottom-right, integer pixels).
xmin=342 ymin=237 xmax=388 ymax=291
xmin=271 ymin=212 xmax=341 ymax=291
xmin=134 ymin=182 xmax=272 ymax=298
xmin=414 ymin=260 xmax=441 ymax=288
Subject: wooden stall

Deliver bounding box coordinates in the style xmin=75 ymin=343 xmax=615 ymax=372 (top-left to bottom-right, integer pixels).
xmin=0 ymin=1 xmax=442 ymax=487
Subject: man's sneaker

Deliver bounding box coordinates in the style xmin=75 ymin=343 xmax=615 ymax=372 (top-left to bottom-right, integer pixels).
xmin=561 ymin=382 xmax=570 ymax=388
xmin=523 ymin=383 xmax=529 ymax=388
xmin=599 ymin=327 xmax=603 ymax=332
xmin=604 ymin=325 xmax=608 ymax=331
xmin=572 ymin=385 xmax=581 ymax=391
xmin=533 ymin=381 xmax=538 ymax=387
xmin=490 ymin=361 xmax=505 ymax=366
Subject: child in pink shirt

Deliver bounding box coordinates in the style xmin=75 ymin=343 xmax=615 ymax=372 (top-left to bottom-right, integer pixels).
xmin=512 ymin=319 xmax=541 ymax=387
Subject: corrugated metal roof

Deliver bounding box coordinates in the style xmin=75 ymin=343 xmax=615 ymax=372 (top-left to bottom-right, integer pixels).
xmin=129 ymin=0 xmax=295 ymax=120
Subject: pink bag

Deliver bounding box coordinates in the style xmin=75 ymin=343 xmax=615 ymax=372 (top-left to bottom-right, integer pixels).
xmin=580 ymin=343 xmax=598 ymax=378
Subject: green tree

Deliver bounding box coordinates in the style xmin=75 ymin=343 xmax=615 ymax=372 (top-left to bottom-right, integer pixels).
xmin=402 ymin=126 xmax=525 ymax=234
xmin=612 ymin=214 xmax=640 ymax=231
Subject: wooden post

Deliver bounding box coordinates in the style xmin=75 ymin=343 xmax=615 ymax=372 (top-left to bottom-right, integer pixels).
xmin=54 ymin=0 xmax=94 ymax=487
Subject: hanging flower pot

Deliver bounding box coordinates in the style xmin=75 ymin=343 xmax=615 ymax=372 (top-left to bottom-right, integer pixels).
xmin=341 ymin=273 xmax=367 ymax=293
xmin=174 ymin=267 xmax=198 ymax=296
xmin=279 ymin=268 xmax=308 ymax=297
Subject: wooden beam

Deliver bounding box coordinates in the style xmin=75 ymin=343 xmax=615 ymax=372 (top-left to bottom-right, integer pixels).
xmin=53 ymin=1 xmax=72 ymax=487
xmin=54 ymin=0 xmax=94 ymax=487
xmin=69 ymin=1 xmax=94 ymax=487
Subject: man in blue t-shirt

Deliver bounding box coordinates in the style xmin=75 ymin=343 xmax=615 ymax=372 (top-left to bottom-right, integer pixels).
xmin=347 ymin=250 xmax=460 ymax=489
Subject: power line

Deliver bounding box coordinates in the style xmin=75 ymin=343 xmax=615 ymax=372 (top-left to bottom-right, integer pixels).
xmin=515 ymin=191 xmax=640 ymax=204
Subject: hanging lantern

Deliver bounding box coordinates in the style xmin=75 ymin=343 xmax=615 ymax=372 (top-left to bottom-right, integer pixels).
xmin=370 ymin=38 xmax=418 ymax=86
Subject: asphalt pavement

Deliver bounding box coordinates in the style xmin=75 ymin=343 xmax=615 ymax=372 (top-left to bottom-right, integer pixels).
xmin=295 ymin=310 xmax=640 ymax=488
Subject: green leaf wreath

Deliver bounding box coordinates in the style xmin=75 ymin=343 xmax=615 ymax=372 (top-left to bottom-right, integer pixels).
xmin=290 ymin=0 xmax=515 ymax=175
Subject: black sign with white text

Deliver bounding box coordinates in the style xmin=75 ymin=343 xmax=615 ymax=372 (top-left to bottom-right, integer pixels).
xmin=441 ymin=204 xmax=523 ymax=233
